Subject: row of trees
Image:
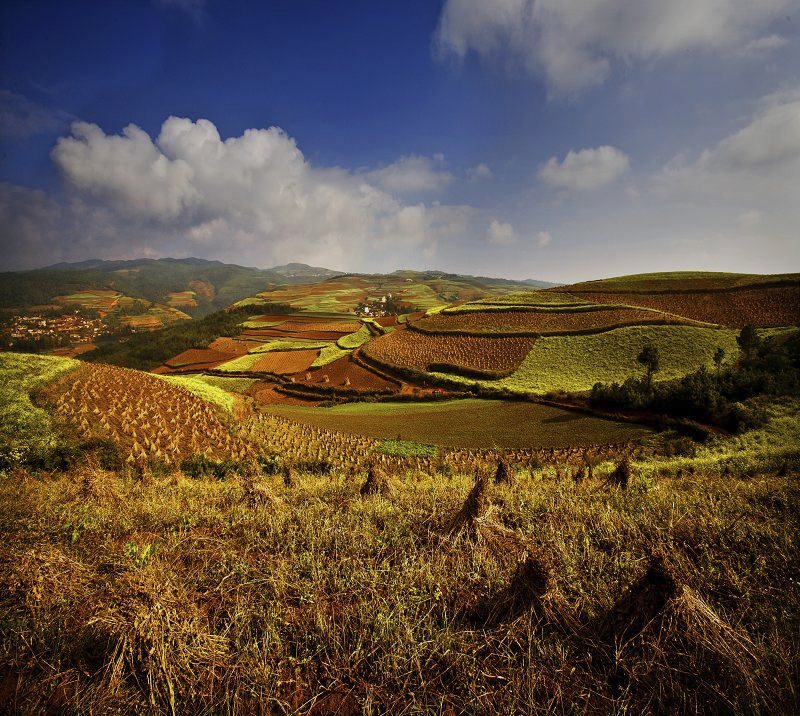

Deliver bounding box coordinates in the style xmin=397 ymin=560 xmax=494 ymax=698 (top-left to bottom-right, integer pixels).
xmin=592 ymin=326 xmax=799 ymax=433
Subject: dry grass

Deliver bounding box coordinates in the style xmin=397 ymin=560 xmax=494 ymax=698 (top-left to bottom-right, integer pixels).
xmin=1 ymin=460 xmax=796 ymax=714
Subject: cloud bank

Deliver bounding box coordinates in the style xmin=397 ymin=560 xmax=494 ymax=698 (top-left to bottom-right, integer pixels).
xmin=0 ymin=116 xmax=481 ymax=270
xmin=436 ymin=0 xmax=791 ymax=94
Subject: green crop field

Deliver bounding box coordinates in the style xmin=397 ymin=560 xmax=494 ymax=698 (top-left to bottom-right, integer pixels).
xmin=336 ymin=324 xmax=372 ymax=349
xmin=0 ymin=353 xmax=79 ymax=465
xmin=247 ymin=339 xmax=332 ymax=354
xmin=263 ymin=399 xmax=651 ymax=449
xmin=431 ymin=325 xmax=741 ymax=394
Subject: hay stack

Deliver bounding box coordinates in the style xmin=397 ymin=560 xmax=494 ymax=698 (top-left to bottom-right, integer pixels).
xmin=494 ymin=459 xmax=514 ymax=485
xmin=282 ymin=464 xmax=299 ymax=488
xmin=606 ymin=457 xmax=632 ymax=489
xmin=360 ymin=464 xmax=391 ymax=497
xmin=448 ymin=473 xmax=489 ymax=538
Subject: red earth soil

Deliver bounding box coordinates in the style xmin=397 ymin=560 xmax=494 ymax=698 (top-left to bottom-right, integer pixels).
xmin=290 ymin=355 xmax=399 ymax=391
xmin=165 ymin=348 xmax=237 ymax=367
xmin=250 ymin=349 xmax=321 ymax=374
xmin=414 ymin=306 xmax=700 ymax=334
xmin=362 ymin=328 xmax=534 ymax=373
xmin=577 ymin=286 xmax=800 ymax=327
xmin=208 ymin=337 xmax=255 ymax=355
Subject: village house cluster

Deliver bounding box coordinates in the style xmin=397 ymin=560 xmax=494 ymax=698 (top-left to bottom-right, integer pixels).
xmin=354 ymin=293 xmax=396 ymax=317
xmin=1 ymin=312 xmax=109 ymax=349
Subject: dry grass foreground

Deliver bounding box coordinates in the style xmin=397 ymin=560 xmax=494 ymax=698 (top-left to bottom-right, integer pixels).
xmin=1 ymin=462 xmax=798 ymax=714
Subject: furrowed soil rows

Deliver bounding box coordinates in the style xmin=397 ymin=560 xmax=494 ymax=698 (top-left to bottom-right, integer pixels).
xmin=413 ymin=306 xmax=703 ymax=335
xmin=575 ymin=286 xmax=800 ymax=327
xmin=292 ymin=354 xmax=399 ymax=391
xmin=207 ymin=337 xmax=254 ymax=355
xmin=362 ymin=328 xmax=534 ymax=374
xmin=166 ymin=348 xmax=237 ymax=367
xmin=251 ymin=349 xmax=321 ymax=374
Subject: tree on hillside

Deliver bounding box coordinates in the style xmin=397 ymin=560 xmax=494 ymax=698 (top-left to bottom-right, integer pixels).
xmin=713 ymin=347 xmax=725 ymax=379
xmin=737 ymin=325 xmax=760 ymax=361
xmin=637 ymin=343 xmax=660 ymax=391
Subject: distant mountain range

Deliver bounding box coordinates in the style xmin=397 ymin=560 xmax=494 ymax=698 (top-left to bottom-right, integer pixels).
xmin=0 ymin=257 xmax=559 ymax=314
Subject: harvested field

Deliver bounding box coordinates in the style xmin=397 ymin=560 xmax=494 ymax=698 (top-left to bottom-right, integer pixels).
xmin=413 ymin=306 xmax=703 ymax=335
xmin=50 ymin=363 xmax=252 ymax=463
xmin=251 ymin=349 xmax=321 ymax=374
xmin=576 ymin=286 xmax=800 ymax=327
xmin=265 ymin=399 xmax=651 ymax=449
xmin=294 ymin=355 xmax=399 ymax=391
xmin=362 ymin=327 xmax=534 ymax=375
xmin=207 ymin=337 xmax=254 ymax=355
xmin=165 ymin=348 xmax=236 ymax=368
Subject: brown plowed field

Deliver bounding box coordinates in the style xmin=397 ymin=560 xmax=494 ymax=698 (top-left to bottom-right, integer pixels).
xmin=166 ymin=348 xmax=236 ymax=367
xmin=292 ymin=355 xmax=399 ymax=391
xmin=251 ymin=349 xmax=321 ymax=374
xmin=208 ymin=337 xmax=254 ymax=355
xmin=413 ymin=306 xmax=701 ymax=334
xmin=247 ymin=383 xmax=323 ymax=406
xmin=242 ymin=328 xmax=352 ymax=341
xmin=362 ymin=328 xmax=534 ymax=374
xmin=278 ymin=320 xmax=361 ymax=333
xmin=577 ymin=286 xmax=800 ymax=327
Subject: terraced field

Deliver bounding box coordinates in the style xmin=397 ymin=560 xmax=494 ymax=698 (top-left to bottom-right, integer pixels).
xmin=251 ymin=348 xmax=321 ymax=374
xmin=413 ymin=305 xmax=705 ymax=335
xmin=362 ymin=328 xmax=534 ymax=375
xmin=575 ymin=286 xmax=800 ymax=328
xmin=54 ymin=289 xmax=121 ymax=311
xmin=431 ymin=325 xmax=741 ymax=394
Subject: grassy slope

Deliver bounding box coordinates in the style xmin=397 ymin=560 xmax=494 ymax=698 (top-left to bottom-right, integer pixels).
xmin=0 ymin=353 xmax=79 ymax=464
xmin=264 ymin=399 xmax=651 ymax=449
xmin=152 ymin=373 xmax=237 ymax=412
xmin=432 ymin=325 xmax=741 ymax=394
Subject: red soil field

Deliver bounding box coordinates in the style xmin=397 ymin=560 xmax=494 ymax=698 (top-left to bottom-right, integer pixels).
xmin=248 ymin=383 xmax=323 ymax=406
xmin=208 ymin=337 xmax=254 ymax=355
xmin=165 ymin=348 xmax=236 ymax=367
xmin=413 ymin=306 xmax=700 ymax=335
xmin=278 ymin=320 xmax=361 ymax=333
xmin=577 ymin=286 xmax=800 ymax=327
xmin=292 ymin=355 xmax=399 ymax=391
xmin=242 ymin=328 xmax=353 ymax=341
xmin=250 ymin=349 xmax=321 ymax=374
xmin=362 ymin=328 xmax=534 ymax=374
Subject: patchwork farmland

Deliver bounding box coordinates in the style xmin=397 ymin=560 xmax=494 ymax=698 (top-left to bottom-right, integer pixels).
xmin=1 ymin=269 xmax=799 ymax=715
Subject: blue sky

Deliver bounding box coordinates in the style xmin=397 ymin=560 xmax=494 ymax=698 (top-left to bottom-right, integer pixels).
xmin=1 ymin=0 xmax=799 ymax=282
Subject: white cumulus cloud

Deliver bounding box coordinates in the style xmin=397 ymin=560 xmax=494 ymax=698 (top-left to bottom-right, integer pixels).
xmin=486 ymin=219 xmax=517 ymax=245
xmin=364 ymin=154 xmax=454 ymax=194
xmin=539 ymin=145 xmax=629 ymax=191
xmin=467 ymin=162 xmax=494 ymax=180
xmin=436 ymin=0 xmax=792 ymax=94
xmin=0 ymin=116 xmax=477 ymax=270
xmin=535 ymin=230 xmax=552 ymax=247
